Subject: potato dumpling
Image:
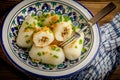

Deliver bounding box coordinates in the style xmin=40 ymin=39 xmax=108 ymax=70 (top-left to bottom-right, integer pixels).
xmin=41 ymin=13 xmax=59 ymax=27
xmin=29 ymin=45 xmax=65 ymax=65
xmin=33 ymin=27 xmax=54 ymax=47
xmin=17 ymin=13 xmax=85 ymax=65
xmin=16 ymin=16 xmax=40 ymax=48
xmin=63 ymin=32 xmax=84 ymax=60
xmin=53 ymin=21 xmax=72 ymax=41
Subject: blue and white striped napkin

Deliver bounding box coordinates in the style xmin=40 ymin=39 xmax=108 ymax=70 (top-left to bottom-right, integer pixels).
xmin=38 ymin=13 xmax=120 ymax=80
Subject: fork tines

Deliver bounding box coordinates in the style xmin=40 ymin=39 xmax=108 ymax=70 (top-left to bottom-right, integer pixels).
xmin=58 ymin=32 xmax=80 ymax=47
xmin=58 ymin=25 xmax=88 ymax=47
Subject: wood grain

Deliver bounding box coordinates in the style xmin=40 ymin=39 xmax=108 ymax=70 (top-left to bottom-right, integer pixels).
xmin=0 ymin=0 xmax=120 ymax=80
xmin=80 ymin=0 xmax=120 ymax=25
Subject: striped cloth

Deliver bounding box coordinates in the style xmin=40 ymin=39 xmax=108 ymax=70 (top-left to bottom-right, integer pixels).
xmin=38 ymin=13 xmax=120 ymax=80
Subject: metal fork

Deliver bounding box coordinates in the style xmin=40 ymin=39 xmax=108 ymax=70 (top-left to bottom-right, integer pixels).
xmin=58 ymin=2 xmax=116 ymax=47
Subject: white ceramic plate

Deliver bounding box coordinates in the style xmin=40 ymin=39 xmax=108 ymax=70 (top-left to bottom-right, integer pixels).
xmin=0 ymin=0 xmax=100 ymax=78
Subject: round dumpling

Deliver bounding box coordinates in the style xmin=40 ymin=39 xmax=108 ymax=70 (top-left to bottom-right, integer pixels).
xmin=29 ymin=45 xmax=65 ymax=65
xmin=33 ymin=27 xmax=54 ymax=47
xmin=63 ymin=32 xmax=84 ymax=60
xmin=16 ymin=16 xmax=41 ymax=48
xmin=53 ymin=21 xmax=72 ymax=41
xmin=41 ymin=13 xmax=59 ymax=27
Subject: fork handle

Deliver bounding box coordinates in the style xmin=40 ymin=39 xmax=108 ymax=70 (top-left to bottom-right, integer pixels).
xmin=89 ymin=2 xmax=116 ymax=25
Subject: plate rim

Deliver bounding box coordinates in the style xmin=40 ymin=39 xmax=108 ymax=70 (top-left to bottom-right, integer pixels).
xmin=0 ymin=0 xmax=101 ymax=78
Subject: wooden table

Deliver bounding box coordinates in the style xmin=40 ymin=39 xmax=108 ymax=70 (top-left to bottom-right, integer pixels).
xmin=0 ymin=0 xmax=120 ymax=80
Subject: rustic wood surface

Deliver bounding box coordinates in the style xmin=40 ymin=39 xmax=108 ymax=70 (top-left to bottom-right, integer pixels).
xmin=0 ymin=0 xmax=120 ymax=80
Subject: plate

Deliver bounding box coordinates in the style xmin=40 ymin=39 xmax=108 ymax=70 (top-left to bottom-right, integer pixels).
xmin=0 ymin=0 xmax=100 ymax=78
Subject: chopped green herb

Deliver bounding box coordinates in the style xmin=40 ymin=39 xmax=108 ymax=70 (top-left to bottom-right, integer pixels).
xmin=63 ymin=16 xmax=70 ymax=22
xmin=49 ymin=30 xmax=52 ymax=33
xmin=55 ymin=20 xmax=60 ymax=23
xmin=47 ymin=64 xmax=56 ymax=68
xmin=51 ymin=12 xmax=55 ymax=16
xmin=42 ymin=13 xmax=48 ymax=18
xmin=50 ymin=53 xmax=52 ymax=55
xmin=31 ymin=13 xmax=36 ymax=17
xmin=59 ymin=15 xmax=62 ymax=22
xmin=51 ymin=46 xmax=60 ymax=51
xmin=56 ymin=48 xmax=60 ymax=51
xmin=39 ymin=59 xmax=42 ymax=63
xmin=24 ymin=35 xmax=29 ymax=38
xmin=51 ymin=46 xmax=56 ymax=51
xmin=42 ymin=52 xmax=45 ymax=55
xmin=34 ymin=17 xmax=37 ymax=20
xmin=29 ymin=24 xmax=32 ymax=27
xmin=28 ymin=46 xmax=32 ymax=51
xmin=37 ymin=22 xmax=43 ymax=27
xmin=34 ymin=16 xmax=40 ymax=21
xmin=37 ymin=52 xmax=45 ymax=56
xmin=33 ymin=21 xmax=36 ymax=26
xmin=25 ymin=22 xmax=34 ymax=30
xmin=37 ymin=52 xmax=42 ymax=56
xmin=53 ymin=55 xmax=59 ymax=58
xmin=72 ymin=27 xmax=76 ymax=32
xmin=34 ymin=30 xmax=38 ymax=33
xmin=37 ymin=17 xmax=40 ymax=21
xmin=26 ymin=40 xmax=30 ymax=44
xmin=82 ymin=47 xmax=86 ymax=53
xmin=16 ymin=25 xmax=20 ymax=29
xmin=79 ymin=39 xmax=83 ymax=44
xmin=55 ymin=15 xmax=62 ymax=23
xmin=41 ymin=19 xmax=45 ymax=22
xmin=25 ymin=26 xmax=34 ymax=30
xmin=75 ymin=46 xmax=78 ymax=48
xmin=25 ymin=22 xmax=29 ymax=25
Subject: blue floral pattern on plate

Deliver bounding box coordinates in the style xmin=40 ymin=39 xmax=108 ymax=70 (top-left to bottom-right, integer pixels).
xmin=8 ymin=1 xmax=93 ymax=71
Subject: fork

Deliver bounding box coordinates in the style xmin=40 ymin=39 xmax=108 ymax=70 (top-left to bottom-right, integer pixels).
xmin=58 ymin=2 xmax=116 ymax=47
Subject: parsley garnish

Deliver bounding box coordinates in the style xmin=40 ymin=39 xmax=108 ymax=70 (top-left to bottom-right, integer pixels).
xmin=56 ymin=48 xmax=60 ymax=51
xmin=59 ymin=15 xmax=62 ymax=22
xmin=33 ymin=21 xmax=36 ymax=26
xmin=51 ymin=46 xmax=56 ymax=51
xmin=31 ymin=13 xmax=36 ymax=17
xmin=51 ymin=12 xmax=55 ymax=16
xmin=37 ymin=52 xmax=42 ymax=56
xmin=41 ymin=19 xmax=45 ymax=22
xmin=82 ymin=47 xmax=86 ymax=53
xmin=51 ymin=46 xmax=60 ymax=52
xmin=37 ymin=17 xmax=40 ymax=21
xmin=63 ymin=16 xmax=70 ymax=22
xmin=25 ymin=22 xmax=34 ymax=30
xmin=37 ymin=52 xmax=45 ymax=56
xmin=25 ymin=26 xmax=34 ymax=30
xmin=72 ymin=27 xmax=76 ymax=32
xmin=26 ymin=40 xmax=30 ymax=44
xmin=24 ymin=35 xmax=29 ymax=38
xmin=37 ymin=22 xmax=43 ymax=27
xmin=34 ymin=30 xmax=38 ymax=33
xmin=53 ymin=55 xmax=59 ymax=58
xmin=25 ymin=22 xmax=29 ymax=25
xmin=42 ymin=52 xmax=45 ymax=55
xmin=79 ymin=39 xmax=83 ymax=44
xmin=42 ymin=13 xmax=48 ymax=18
xmin=75 ymin=46 xmax=78 ymax=48
xmin=49 ymin=30 xmax=52 ymax=33
xmin=56 ymin=15 xmax=62 ymax=23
